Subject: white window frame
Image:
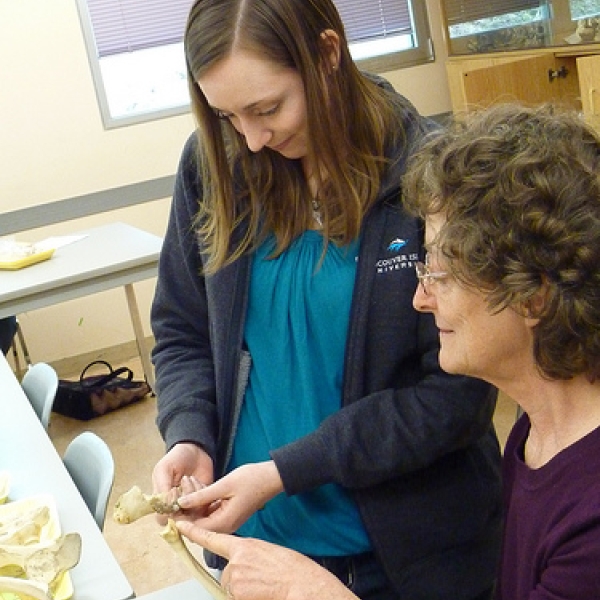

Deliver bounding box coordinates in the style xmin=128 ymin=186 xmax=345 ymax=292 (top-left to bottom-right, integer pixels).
xmin=76 ymin=0 xmax=433 ymax=129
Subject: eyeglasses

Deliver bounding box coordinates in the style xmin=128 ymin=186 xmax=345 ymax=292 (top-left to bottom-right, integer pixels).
xmin=415 ymin=255 xmax=448 ymax=295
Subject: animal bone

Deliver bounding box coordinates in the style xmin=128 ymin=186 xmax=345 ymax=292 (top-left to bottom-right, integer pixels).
xmin=0 ymin=504 xmax=50 ymax=545
xmin=113 ymin=485 xmax=180 ymax=524
xmin=0 ymin=575 xmax=51 ymax=600
xmin=0 ymin=532 xmax=81 ymax=589
xmin=160 ymin=519 xmax=226 ymax=600
xmin=0 ymin=506 xmax=50 ymax=545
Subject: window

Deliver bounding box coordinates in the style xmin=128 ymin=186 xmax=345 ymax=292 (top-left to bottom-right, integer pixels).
xmin=442 ymin=0 xmax=600 ymax=55
xmin=76 ymin=0 xmax=433 ymax=128
xmin=570 ymin=0 xmax=600 ymax=20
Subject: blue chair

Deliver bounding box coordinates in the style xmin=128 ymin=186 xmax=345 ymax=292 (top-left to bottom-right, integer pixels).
xmin=21 ymin=362 xmax=58 ymax=431
xmin=63 ymin=432 xmax=115 ymax=530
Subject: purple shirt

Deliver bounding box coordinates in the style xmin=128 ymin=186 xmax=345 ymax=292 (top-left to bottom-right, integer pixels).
xmin=497 ymin=414 xmax=600 ymax=599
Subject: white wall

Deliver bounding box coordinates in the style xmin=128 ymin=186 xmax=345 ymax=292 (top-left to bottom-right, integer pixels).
xmin=0 ymin=0 xmax=450 ymax=364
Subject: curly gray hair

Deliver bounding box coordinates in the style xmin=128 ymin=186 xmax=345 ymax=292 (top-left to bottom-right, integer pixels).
xmin=403 ymin=103 xmax=600 ymax=381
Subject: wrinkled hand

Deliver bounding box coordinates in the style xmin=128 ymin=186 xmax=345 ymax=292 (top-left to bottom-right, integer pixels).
xmin=152 ymin=443 xmax=214 ymax=523
xmin=176 ymin=461 xmax=283 ymax=533
xmin=176 ymin=522 xmax=357 ymax=600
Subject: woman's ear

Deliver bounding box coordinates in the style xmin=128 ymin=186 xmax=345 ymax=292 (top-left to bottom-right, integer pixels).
xmin=319 ymin=29 xmax=341 ymax=73
xmin=522 ymin=283 xmax=550 ymax=328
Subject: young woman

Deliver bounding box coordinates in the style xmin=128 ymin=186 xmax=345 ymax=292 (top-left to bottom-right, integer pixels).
xmin=150 ymin=1 xmax=502 ymax=598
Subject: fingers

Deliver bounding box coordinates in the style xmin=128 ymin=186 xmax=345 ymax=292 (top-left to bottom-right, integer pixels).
xmin=152 ymin=461 xmax=175 ymax=493
xmin=176 ymin=521 xmax=233 ymax=560
xmin=178 ymin=475 xmax=206 ymax=495
xmin=177 ymin=480 xmax=222 ymax=510
xmin=153 ymin=444 xmax=214 ymax=493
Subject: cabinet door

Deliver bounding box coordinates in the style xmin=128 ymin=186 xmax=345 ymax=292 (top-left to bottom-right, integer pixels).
xmin=577 ymin=55 xmax=600 ymax=132
xmin=461 ymin=54 xmax=580 ymax=111
xmin=446 ymin=55 xmax=523 ymax=113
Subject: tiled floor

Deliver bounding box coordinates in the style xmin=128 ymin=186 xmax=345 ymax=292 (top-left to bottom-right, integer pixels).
xmin=46 ymin=357 xmax=518 ymax=597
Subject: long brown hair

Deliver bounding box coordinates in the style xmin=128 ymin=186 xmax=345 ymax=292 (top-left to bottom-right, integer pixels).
xmin=185 ymin=0 xmax=403 ymax=273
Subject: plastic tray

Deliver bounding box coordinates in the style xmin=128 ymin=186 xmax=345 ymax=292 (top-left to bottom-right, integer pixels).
xmin=0 ymin=249 xmax=55 ymax=271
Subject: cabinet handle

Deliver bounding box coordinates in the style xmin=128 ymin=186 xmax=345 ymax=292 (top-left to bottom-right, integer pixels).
xmin=548 ymin=66 xmax=568 ymax=82
xmin=590 ymin=88 xmax=598 ymax=116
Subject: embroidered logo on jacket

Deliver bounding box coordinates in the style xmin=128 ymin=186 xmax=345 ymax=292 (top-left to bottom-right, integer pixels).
xmin=376 ymin=238 xmax=418 ymax=274
xmin=387 ymin=238 xmax=407 ymax=252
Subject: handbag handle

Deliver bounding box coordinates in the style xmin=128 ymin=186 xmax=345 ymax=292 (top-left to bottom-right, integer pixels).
xmin=79 ymin=360 xmax=134 ymax=388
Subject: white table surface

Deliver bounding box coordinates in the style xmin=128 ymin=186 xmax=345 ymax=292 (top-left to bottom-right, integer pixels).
xmin=0 ymin=222 xmax=162 ymax=315
xmin=136 ymin=579 xmax=216 ymax=600
xmin=0 ymin=353 xmax=134 ymax=600
xmin=0 ymin=222 xmax=163 ymax=387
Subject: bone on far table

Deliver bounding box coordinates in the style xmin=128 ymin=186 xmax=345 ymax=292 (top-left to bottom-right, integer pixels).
xmin=0 ymin=222 xmax=162 ymax=388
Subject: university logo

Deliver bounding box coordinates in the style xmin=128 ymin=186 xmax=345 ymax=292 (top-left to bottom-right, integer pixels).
xmin=376 ymin=238 xmax=418 ymax=274
xmin=387 ymin=238 xmax=407 ymax=252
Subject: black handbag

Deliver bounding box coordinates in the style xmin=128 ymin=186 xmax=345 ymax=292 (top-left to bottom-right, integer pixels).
xmin=53 ymin=360 xmax=152 ymax=421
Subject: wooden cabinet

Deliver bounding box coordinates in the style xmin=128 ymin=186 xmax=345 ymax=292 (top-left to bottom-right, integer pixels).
xmin=446 ymin=45 xmax=600 ymax=132
xmin=578 ymin=54 xmax=600 ymax=131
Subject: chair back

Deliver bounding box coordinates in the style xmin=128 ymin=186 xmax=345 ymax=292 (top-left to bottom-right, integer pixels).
xmin=63 ymin=431 xmax=115 ymax=530
xmin=21 ymin=362 xmax=58 ymax=430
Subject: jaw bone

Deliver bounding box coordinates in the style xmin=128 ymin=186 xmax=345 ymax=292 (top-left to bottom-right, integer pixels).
xmin=160 ymin=519 xmax=226 ymax=600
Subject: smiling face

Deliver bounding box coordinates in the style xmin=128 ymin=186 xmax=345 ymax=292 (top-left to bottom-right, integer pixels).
xmin=197 ymin=49 xmax=309 ymax=159
xmin=413 ymin=213 xmax=534 ymax=386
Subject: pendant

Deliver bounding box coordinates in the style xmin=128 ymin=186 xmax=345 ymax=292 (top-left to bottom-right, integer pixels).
xmin=312 ymin=199 xmax=322 ymax=228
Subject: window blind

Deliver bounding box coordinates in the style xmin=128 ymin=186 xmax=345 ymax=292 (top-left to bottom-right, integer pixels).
xmin=86 ymin=0 xmax=413 ymax=58
xmin=443 ymin=0 xmax=542 ymax=26
xmin=87 ymin=0 xmax=194 ymax=57
xmin=337 ymin=0 xmax=412 ymax=42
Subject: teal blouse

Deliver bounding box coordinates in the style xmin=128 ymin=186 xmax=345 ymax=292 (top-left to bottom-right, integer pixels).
xmin=228 ymin=230 xmax=371 ymax=556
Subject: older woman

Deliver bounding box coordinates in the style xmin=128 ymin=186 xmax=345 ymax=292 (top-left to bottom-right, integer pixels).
xmin=176 ymin=104 xmax=600 ymax=600
xmin=405 ymin=103 xmax=600 ymax=600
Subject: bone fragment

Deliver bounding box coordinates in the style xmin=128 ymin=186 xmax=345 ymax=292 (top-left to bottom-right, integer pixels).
xmin=0 ymin=504 xmax=50 ymax=545
xmin=0 ymin=575 xmax=51 ymax=599
xmin=160 ymin=519 xmax=226 ymax=600
xmin=113 ymin=485 xmax=180 ymax=524
xmin=0 ymin=532 xmax=81 ymax=588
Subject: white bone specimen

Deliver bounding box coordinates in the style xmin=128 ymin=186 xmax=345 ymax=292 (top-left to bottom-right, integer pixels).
xmin=160 ymin=519 xmax=226 ymax=600
xmin=0 ymin=532 xmax=81 ymax=589
xmin=0 ymin=575 xmax=51 ymax=599
xmin=113 ymin=485 xmax=180 ymax=524
xmin=0 ymin=504 xmax=50 ymax=545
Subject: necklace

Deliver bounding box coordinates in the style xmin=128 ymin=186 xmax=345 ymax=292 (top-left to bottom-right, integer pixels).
xmin=311 ymin=199 xmax=322 ymax=228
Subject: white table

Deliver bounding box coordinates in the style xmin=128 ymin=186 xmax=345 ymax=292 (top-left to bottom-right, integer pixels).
xmin=0 ymin=222 xmax=162 ymax=388
xmin=136 ymin=579 xmax=216 ymax=599
xmin=0 ymin=353 xmax=135 ymax=600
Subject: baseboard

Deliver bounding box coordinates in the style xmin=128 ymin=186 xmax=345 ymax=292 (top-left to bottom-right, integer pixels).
xmin=54 ymin=337 xmax=156 ymax=378
xmin=8 ymin=336 xmax=155 ymax=379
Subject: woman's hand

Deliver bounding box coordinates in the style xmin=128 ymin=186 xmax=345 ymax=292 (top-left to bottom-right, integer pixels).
xmin=176 ymin=460 xmax=284 ymax=533
xmin=152 ymin=443 xmax=215 ymax=522
xmin=177 ymin=522 xmax=358 ymax=600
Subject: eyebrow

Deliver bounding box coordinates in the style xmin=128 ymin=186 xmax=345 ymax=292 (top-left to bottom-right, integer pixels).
xmin=209 ymin=97 xmax=276 ymax=115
